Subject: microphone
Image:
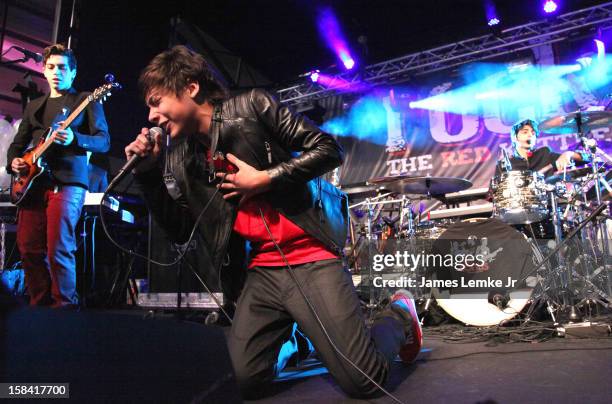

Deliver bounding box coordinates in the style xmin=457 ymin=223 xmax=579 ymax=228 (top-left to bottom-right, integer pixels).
xmin=108 ymin=127 xmax=163 ymax=188
xmin=13 ymin=46 xmax=43 ymax=63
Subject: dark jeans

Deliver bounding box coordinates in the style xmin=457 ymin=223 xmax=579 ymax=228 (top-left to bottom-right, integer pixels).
xmin=227 ymin=259 xmax=411 ymax=398
xmin=16 ymin=183 xmax=86 ymax=307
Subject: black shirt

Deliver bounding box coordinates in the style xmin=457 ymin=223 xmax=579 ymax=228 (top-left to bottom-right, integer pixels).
xmin=42 ymin=95 xmax=69 ymax=130
xmin=496 ymin=147 xmax=560 ymax=176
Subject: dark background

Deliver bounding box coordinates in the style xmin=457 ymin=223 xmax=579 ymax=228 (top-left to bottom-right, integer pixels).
xmin=67 ymin=0 xmax=605 ymax=164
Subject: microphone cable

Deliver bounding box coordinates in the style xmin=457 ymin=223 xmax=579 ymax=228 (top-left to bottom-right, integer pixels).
xmin=98 ymin=172 xmax=232 ymax=321
xmin=258 ymin=207 xmax=406 ymax=404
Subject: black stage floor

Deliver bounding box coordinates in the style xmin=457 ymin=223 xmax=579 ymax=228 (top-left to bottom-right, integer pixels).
xmin=247 ymin=328 xmax=612 ymax=404
xmin=3 ymin=304 xmax=611 ymax=403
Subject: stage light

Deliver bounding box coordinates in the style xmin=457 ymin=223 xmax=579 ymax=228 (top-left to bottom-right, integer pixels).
xmin=407 ymin=59 xmax=610 ymax=116
xmin=543 ymin=1 xmax=558 ymax=14
xmin=310 ymin=70 xmax=320 ymax=83
xmin=488 ymin=18 xmax=500 ymax=27
xmin=317 ymin=8 xmax=357 ymax=72
xmin=484 ymin=1 xmax=500 ymax=27
xmin=343 ymin=58 xmax=355 ymax=70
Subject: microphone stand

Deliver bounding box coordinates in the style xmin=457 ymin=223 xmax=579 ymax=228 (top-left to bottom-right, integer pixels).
xmin=0 ymin=57 xmax=29 ymax=66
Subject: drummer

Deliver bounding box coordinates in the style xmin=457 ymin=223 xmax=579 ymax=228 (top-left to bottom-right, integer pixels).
xmin=498 ymin=118 xmax=589 ymax=176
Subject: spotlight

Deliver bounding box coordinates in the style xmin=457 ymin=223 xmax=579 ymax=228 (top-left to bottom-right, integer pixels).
xmin=310 ymin=70 xmax=320 ymax=83
xmin=484 ymin=1 xmax=500 ymax=27
xmin=543 ymin=0 xmax=558 ymax=14
xmin=317 ymin=8 xmax=357 ymax=73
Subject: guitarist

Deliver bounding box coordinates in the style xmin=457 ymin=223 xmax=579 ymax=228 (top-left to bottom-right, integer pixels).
xmin=6 ymin=44 xmax=110 ymax=308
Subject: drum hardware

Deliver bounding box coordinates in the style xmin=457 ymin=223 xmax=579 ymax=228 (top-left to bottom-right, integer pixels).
xmin=546 ymin=162 xmax=609 ymax=184
xmin=519 ymin=203 xmax=610 ymax=325
xmin=348 ymin=146 xmax=611 ymax=325
xmin=547 ymin=184 xmax=564 ymax=244
xmin=350 ymin=194 xmax=423 ymax=309
xmin=540 ymin=109 xmax=612 ymax=304
xmin=574 ymin=113 xmax=612 ymax=299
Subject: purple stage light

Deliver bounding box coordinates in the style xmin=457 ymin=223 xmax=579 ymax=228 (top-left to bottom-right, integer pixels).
xmin=543 ymin=0 xmax=558 ymax=14
xmin=317 ymin=8 xmax=356 ymax=71
xmin=310 ymin=71 xmax=320 ymax=83
xmin=313 ymin=72 xmax=369 ymax=93
xmin=484 ymin=1 xmax=500 ymax=27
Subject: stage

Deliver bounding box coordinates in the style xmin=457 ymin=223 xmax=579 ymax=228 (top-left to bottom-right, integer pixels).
xmin=251 ymin=323 xmax=612 ymax=404
xmin=2 ymin=1 xmax=612 ymax=403
xmin=1 ymin=301 xmax=611 ymax=403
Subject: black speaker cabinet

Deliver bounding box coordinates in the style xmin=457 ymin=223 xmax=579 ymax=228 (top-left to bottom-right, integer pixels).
xmin=1 ymin=307 xmax=242 ymax=403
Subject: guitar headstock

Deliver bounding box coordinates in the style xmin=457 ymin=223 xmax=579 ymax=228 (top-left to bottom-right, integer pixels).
xmin=89 ymin=74 xmax=122 ymax=104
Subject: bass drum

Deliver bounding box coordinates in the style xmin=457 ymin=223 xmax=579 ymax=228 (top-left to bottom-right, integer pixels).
xmin=429 ymin=218 xmax=541 ymax=326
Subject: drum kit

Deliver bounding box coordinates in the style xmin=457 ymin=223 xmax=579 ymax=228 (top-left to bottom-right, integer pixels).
xmin=345 ymin=110 xmax=612 ymax=326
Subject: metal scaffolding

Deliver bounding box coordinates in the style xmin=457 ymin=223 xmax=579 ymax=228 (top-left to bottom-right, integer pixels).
xmin=277 ymin=2 xmax=612 ymax=106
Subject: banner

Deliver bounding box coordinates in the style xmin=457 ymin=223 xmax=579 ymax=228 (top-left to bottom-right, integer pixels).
xmin=332 ymin=42 xmax=612 ymax=190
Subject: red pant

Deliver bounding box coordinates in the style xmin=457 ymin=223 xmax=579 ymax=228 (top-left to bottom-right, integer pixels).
xmin=16 ymin=183 xmax=86 ymax=307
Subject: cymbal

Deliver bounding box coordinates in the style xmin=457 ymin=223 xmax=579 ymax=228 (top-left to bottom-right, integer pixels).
xmin=539 ymin=110 xmax=612 ymax=135
xmin=339 ymin=182 xmax=389 ymax=199
xmin=368 ymin=175 xmax=472 ymax=195
xmin=546 ymin=163 xmax=609 ymax=184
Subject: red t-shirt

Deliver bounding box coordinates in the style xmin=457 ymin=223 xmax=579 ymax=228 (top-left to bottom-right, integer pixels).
xmin=233 ymin=197 xmax=338 ymax=268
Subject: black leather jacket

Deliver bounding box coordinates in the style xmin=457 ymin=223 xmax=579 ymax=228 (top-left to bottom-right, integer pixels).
xmin=135 ymin=89 xmax=348 ymax=300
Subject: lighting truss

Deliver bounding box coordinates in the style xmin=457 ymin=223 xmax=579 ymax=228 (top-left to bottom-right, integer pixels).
xmin=277 ymin=1 xmax=612 ymax=106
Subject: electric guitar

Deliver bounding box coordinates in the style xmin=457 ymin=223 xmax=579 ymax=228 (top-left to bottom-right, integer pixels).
xmin=10 ymin=77 xmax=121 ymax=206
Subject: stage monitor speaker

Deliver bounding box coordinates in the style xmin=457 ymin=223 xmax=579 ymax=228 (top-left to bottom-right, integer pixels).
xmin=1 ymin=307 xmax=242 ymax=403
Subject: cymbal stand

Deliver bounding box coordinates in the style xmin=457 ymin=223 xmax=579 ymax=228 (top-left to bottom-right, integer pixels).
xmin=398 ymin=195 xmax=414 ymax=238
xmin=365 ymin=198 xmax=377 ymax=309
xmin=522 ymin=204 xmax=610 ymax=324
xmin=578 ymin=112 xmax=612 ymax=299
xmin=545 ymin=189 xmax=574 ymax=309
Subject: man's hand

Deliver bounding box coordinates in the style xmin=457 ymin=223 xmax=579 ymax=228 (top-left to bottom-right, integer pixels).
xmin=216 ymin=153 xmax=271 ymax=204
xmin=11 ymin=157 xmax=29 ymax=176
xmin=555 ymin=151 xmax=575 ymax=170
xmin=51 ymin=121 xmax=74 ymax=146
xmin=124 ymin=127 xmax=163 ymax=174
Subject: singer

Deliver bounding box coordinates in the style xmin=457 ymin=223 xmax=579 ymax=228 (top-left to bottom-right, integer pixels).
xmin=497 ymin=118 xmax=589 ymax=175
xmin=125 ymin=45 xmax=422 ymax=399
xmin=5 ymin=44 xmax=110 ymax=308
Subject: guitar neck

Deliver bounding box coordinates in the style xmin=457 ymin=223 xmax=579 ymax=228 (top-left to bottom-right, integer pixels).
xmin=35 ymin=96 xmax=91 ymax=157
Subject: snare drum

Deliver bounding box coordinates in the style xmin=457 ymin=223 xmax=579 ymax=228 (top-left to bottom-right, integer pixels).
xmin=491 ymin=170 xmax=549 ymax=224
